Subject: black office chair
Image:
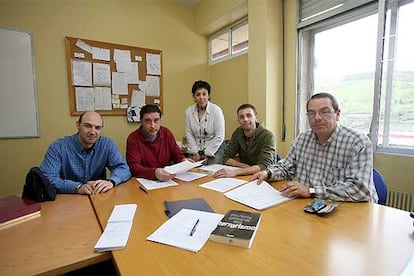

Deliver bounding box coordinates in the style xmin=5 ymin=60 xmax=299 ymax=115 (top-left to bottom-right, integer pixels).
xmin=373 ymin=168 xmax=388 ymax=205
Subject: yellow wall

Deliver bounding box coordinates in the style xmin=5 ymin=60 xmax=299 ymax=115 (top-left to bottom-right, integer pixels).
xmin=208 ymin=54 xmax=248 ymax=138
xmin=0 ymin=0 xmax=412 ymax=196
xmin=0 ymin=0 xmax=206 ymax=195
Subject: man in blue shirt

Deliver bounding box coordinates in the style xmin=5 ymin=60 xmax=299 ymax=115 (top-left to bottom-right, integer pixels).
xmin=40 ymin=111 xmax=131 ymax=195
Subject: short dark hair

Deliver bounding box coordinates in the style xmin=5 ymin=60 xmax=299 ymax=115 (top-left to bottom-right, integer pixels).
xmin=140 ymin=104 xmax=162 ymax=119
xmin=237 ymin=103 xmax=257 ymax=115
xmin=307 ymin=92 xmax=339 ymax=111
xmin=191 ymin=80 xmax=211 ymax=95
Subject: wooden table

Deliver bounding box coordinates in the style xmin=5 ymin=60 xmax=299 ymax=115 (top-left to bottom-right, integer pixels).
xmin=90 ymin=176 xmax=414 ymax=276
xmin=0 ymin=194 xmax=110 ymax=275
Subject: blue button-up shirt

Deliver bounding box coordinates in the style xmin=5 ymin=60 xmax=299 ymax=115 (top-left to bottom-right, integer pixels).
xmin=40 ymin=133 xmax=131 ymax=193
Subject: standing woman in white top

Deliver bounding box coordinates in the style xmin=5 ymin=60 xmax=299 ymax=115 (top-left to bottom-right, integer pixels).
xmin=185 ymin=80 xmax=225 ymax=164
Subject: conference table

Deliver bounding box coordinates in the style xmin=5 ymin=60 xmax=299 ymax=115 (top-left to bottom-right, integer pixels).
xmin=0 ymin=194 xmax=110 ymax=275
xmin=90 ymin=173 xmax=414 ymax=276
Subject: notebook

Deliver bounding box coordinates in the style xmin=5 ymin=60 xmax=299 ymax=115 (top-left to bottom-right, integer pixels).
xmin=164 ymin=198 xmax=214 ymax=218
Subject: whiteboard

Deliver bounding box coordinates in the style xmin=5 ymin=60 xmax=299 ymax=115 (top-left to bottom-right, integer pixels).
xmin=0 ymin=28 xmax=39 ymax=138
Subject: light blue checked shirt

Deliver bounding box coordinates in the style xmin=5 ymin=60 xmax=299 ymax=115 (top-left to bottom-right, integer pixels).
xmin=40 ymin=133 xmax=131 ymax=193
xmin=267 ymin=125 xmax=378 ymax=202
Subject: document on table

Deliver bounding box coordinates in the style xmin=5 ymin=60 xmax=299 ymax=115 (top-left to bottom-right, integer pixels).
xmin=164 ymin=160 xmax=205 ymax=174
xmin=137 ymin=178 xmax=178 ymax=190
xmin=199 ymin=177 xmax=247 ymax=193
xmin=401 ymin=253 xmax=414 ymax=276
xmin=174 ymin=171 xmax=207 ymax=182
xmin=224 ymin=181 xmax=292 ymax=210
xmin=94 ymin=204 xmax=137 ymax=252
xmin=198 ymin=164 xmax=238 ymax=173
xmin=147 ymin=208 xmax=224 ymax=253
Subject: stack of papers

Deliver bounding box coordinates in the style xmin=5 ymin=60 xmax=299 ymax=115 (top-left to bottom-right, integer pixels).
xmin=224 ymin=181 xmax=291 ymax=210
xmin=94 ymin=204 xmax=137 ymax=252
xmin=147 ymin=209 xmax=223 ymax=252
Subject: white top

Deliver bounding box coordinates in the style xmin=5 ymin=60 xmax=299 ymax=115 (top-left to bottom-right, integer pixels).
xmin=185 ymin=102 xmax=225 ymax=156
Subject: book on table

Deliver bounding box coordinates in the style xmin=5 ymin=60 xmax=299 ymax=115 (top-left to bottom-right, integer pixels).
xmin=0 ymin=195 xmax=41 ymax=230
xmin=209 ymin=209 xmax=261 ymax=249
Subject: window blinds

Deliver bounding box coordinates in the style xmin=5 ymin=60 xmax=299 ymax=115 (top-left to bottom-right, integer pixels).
xmin=297 ymin=0 xmax=374 ymax=28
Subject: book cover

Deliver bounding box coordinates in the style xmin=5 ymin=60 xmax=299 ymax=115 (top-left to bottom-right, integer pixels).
xmin=209 ymin=209 xmax=261 ymax=249
xmin=164 ymin=198 xmax=214 ymax=218
xmin=0 ymin=196 xmax=41 ymax=229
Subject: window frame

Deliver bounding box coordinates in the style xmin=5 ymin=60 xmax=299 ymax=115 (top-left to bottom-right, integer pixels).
xmin=208 ymin=18 xmax=248 ymax=65
xmin=296 ymin=0 xmax=414 ymax=157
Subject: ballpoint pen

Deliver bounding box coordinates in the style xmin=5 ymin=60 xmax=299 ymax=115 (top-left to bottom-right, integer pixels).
xmin=190 ymin=219 xmax=200 ymax=236
xmin=139 ymin=186 xmax=149 ymax=194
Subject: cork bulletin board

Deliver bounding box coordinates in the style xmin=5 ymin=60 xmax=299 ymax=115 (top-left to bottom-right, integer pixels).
xmin=65 ymin=36 xmax=162 ymax=121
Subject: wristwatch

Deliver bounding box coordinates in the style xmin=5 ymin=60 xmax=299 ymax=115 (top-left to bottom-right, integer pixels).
xmin=75 ymin=183 xmax=83 ymax=193
xmin=309 ymin=187 xmax=316 ymax=198
xmin=108 ymin=179 xmax=116 ymax=187
xmin=265 ymin=168 xmax=273 ymax=179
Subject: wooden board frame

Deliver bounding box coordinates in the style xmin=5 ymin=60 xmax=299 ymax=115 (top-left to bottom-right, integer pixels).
xmin=65 ymin=36 xmax=162 ymax=116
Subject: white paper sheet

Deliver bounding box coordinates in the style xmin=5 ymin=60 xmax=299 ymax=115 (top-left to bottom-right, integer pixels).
xmin=224 ymin=181 xmax=292 ymax=210
xmin=175 ymin=171 xmax=207 ymax=182
xmin=72 ymin=60 xmax=92 ymax=86
xmin=199 ymin=178 xmax=247 ymax=193
xmin=164 ymin=160 xmax=204 ymax=175
xmin=146 ymin=53 xmax=161 ymax=75
xmin=147 ymin=209 xmax=223 ymax=253
xmin=94 ymin=204 xmax=137 ymax=252
xmin=145 ymin=75 xmax=160 ymax=96
xmin=93 ymin=63 xmax=111 ymax=86
xmin=94 ymin=87 xmax=112 ymax=110
xmin=112 ymin=72 xmax=128 ymax=95
xmin=92 ymin=46 xmax=110 ymax=61
xmin=136 ymin=178 xmax=178 ymax=190
xmin=75 ymin=87 xmax=94 ymax=111
xmin=199 ymin=164 xmax=239 ymax=173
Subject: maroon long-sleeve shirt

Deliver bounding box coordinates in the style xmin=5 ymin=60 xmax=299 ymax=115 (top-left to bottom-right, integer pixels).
xmin=126 ymin=126 xmax=184 ymax=179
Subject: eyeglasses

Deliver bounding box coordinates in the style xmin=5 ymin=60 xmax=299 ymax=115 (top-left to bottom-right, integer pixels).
xmin=306 ymin=108 xmax=335 ymax=118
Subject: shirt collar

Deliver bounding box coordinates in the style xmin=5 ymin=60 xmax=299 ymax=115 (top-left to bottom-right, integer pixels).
xmin=313 ymin=125 xmax=340 ymax=146
xmin=139 ymin=126 xmax=159 ymax=142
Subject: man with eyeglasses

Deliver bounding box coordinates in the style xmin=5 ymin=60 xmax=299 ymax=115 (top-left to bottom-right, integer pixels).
xmin=40 ymin=111 xmax=131 ymax=195
xmin=252 ymin=92 xmax=378 ymax=202
xmin=126 ymin=104 xmax=188 ymax=181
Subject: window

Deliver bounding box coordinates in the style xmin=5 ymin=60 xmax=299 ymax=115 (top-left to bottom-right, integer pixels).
xmin=297 ymin=0 xmax=414 ymax=156
xmin=209 ymin=18 xmax=248 ymax=64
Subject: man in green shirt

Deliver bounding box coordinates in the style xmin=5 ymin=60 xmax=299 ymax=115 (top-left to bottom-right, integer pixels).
xmin=214 ymin=104 xmax=276 ymax=178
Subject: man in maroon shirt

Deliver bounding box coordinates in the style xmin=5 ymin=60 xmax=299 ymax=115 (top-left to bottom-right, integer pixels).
xmin=126 ymin=104 xmax=187 ymax=181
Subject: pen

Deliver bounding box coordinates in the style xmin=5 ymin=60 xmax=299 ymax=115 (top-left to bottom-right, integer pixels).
xmin=190 ymin=219 xmax=200 ymax=236
xmin=139 ymin=186 xmax=149 ymax=194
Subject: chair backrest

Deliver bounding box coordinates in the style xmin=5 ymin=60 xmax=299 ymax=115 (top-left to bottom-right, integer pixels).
xmin=373 ymin=168 xmax=388 ymax=205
